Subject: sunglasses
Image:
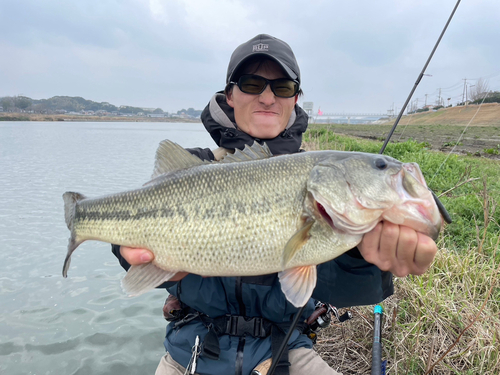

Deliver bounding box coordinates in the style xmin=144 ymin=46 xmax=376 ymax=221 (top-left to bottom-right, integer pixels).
xmin=231 ymin=74 xmax=299 ymax=98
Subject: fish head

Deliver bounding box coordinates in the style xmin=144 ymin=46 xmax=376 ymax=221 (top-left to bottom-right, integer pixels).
xmin=306 ymin=152 xmax=442 ymax=240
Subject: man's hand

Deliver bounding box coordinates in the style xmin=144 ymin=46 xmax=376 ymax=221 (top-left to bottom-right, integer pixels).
xmin=120 ymin=246 xmax=188 ymax=281
xmin=357 ymin=222 xmax=438 ymax=277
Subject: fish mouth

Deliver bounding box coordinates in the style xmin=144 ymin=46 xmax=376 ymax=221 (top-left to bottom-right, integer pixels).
xmin=384 ymin=164 xmax=443 ymax=240
xmin=310 ymin=161 xmax=443 ymax=241
xmin=313 ymin=193 xmax=380 ymax=235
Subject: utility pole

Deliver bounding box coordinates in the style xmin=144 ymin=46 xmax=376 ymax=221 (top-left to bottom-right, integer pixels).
xmin=462 ymin=78 xmax=467 ymax=104
xmin=425 ymin=94 xmax=428 ymax=107
xmin=437 ymin=88 xmax=442 ymax=106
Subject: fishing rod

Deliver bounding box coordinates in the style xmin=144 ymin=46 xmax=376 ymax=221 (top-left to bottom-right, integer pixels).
xmin=378 ymin=0 xmax=461 ymax=225
xmin=379 ymin=0 xmax=461 ymax=155
xmin=371 ymin=305 xmax=385 ymax=375
xmin=266 ymin=305 xmax=307 ymax=375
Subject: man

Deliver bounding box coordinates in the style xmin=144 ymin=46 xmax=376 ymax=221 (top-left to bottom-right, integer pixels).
xmin=113 ymin=34 xmax=437 ymax=375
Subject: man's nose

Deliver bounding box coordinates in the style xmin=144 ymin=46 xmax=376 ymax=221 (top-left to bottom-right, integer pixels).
xmin=258 ymin=84 xmax=276 ymax=105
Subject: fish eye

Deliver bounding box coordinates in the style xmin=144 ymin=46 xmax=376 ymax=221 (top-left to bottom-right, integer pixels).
xmin=375 ymin=158 xmax=388 ymax=170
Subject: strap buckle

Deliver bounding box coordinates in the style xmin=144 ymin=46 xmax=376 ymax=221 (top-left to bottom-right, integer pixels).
xmin=225 ymin=315 xmax=268 ymax=337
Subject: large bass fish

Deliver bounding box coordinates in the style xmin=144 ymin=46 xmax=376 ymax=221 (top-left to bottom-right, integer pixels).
xmin=63 ymin=140 xmax=442 ymax=307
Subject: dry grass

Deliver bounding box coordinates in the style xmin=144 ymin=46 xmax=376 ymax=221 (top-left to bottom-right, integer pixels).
xmin=380 ymin=103 xmax=500 ymax=127
xmin=316 ymin=246 xmax=500 ymax=374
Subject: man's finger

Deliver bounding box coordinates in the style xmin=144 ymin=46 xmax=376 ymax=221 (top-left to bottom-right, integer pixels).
xmin=377 ymin=222 xmax=399 ymax=271
xmin=412 ymin=232 xmax=438 ymax=274
xmin=120 ymin=246 xmax=155 ymax=265
xmin=358 ymin=222 xmax=383 ymax=265
xmin=395 ymin=226 xmax=418 ymax=274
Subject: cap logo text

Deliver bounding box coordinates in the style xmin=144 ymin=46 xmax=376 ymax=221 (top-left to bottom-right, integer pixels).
xmin=252 ymin=43 xmax=269 ymax=52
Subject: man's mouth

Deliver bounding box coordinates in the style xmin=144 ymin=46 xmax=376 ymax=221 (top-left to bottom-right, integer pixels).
xmin=254 ymin=110 xmax=278 ymax=116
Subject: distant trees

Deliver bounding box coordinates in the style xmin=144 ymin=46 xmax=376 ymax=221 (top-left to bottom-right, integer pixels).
xmin=177 ymin=108 xmax=202 ymax=117
xmin=1 ymin=97 xmax=13 ymax=111
xmin=471 ymin=91 xmax=500 ymax=105
xmin=15 ymin=96 xmax=32 ymax=110
xmin=0 ymin=96 xmax=32 ymax=112
xmin=0 ymin=95 xmax=201 ymax=117
xmin=469 ymin=78 xmax=490 ymax=102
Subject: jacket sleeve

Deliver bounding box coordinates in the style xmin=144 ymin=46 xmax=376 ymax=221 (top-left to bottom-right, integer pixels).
xmin=312 ymin=248 xmax=394 ymax=308
xmin=111 ymin=244 xmax=131 ymax=271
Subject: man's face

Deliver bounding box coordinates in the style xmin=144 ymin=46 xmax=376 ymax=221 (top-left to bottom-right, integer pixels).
xmin=226 ymin=60 xmax=298 ymax=139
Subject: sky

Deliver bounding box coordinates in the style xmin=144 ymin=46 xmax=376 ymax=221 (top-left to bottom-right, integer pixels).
xmin=1 ymin=0 xmax=499 ymax=114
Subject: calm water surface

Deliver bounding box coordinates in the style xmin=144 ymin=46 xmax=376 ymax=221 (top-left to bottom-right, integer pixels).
xmin=0 ymin=122 xmax=217 ymax=374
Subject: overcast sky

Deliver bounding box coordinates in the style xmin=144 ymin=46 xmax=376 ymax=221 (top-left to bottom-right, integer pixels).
xmin=1 ymin=0 xmax=499 ymax=114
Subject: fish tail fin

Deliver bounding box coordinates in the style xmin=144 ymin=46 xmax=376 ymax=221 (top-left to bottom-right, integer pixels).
xmin=62 ymin=192 xmax=86 ymax=278
xmin=63 ymin=192 xmax=86 ymax=229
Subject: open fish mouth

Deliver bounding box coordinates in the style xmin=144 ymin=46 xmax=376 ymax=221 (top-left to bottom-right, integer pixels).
xmin=310 ymin=161 xmax=442 ymax=241
xmin=383 ymin=163 xmax=442 ymax=239
xmin=313 ymin=194 xmax=380 ymax=235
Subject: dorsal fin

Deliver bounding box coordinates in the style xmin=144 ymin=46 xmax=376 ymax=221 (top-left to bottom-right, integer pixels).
xmin=151 ymin=140 xmax=206 ymax=179
xmin=219 ymin=142 xmax=273 ymax=163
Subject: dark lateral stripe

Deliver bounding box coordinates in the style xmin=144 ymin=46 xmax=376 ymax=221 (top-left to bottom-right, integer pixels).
xmin=76 ymin=207 xmax=184 ymax=221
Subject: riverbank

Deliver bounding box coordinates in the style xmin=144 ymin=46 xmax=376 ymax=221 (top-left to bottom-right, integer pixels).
xmin=381 ymin=103 xmax=500 ymax=127
xmin=0 ymin=112 xmax=200 ymax=123
xmin=309 ymin=123 xmax=500 ymax=159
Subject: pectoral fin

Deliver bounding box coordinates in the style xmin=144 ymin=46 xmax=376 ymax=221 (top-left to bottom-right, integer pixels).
xmin=278 ymin=265 xmax=317 ymax=307
xmin=122 ymin=263 xmax=178 ymax=296
xmin=282 ymin=220 xmax=313 ymax=268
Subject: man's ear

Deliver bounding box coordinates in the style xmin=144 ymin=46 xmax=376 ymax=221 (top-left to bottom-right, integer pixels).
xmin=294 ymin=95 xmax=298 ymax=104
xmin=226 ymin=88 xmax=235 ymax=108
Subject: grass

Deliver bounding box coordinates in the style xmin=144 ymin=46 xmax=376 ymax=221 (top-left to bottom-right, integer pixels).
xmin=316 ymin=248 xmax=500 ymax=374
xmin=303 ymin=127 xmax=500 ymax=374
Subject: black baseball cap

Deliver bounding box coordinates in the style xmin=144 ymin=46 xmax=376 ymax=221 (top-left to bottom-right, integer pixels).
xmin=226 ymin=34 xmax=301 ymax=84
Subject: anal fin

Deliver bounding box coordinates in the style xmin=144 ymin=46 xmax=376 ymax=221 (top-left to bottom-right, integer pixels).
xmin=122 ymin=263 xmax=177 ymax=296
xmin=278 ymin=265 xmax=317 ymax=307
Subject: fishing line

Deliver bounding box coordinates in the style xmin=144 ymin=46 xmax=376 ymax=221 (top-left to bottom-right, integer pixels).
xmin=378 ymin=0 xmax=461 ymax=224
xmin=396 ymin=109 xmax=417 ymax=142
xmin=379 ymin=0 xmax=461 ymax=155
xmin=429 ymin=91 xmax=491 ymax=185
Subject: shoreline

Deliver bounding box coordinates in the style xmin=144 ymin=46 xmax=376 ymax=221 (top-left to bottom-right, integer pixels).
xmin=0 ymin=113 xmax=201 ymax=123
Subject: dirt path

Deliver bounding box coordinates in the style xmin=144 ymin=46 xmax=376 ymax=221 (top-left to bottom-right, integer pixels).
xmin=310 ymin=123 xmax=500 ymax=160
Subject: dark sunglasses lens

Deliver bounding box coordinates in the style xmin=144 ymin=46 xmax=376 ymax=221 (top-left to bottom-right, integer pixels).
xmin=271 ymin=79 xmax=298 ymax=98
xmin=239 ymin=76 xmax=267 ymax=94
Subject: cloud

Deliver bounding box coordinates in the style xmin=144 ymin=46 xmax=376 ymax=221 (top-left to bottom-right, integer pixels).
xmin=1 ymin=0 xmax=499 ymax=113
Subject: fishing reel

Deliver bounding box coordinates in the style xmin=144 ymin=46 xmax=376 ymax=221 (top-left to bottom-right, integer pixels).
xmin=305 ymin=301 xmax=352 ymax=344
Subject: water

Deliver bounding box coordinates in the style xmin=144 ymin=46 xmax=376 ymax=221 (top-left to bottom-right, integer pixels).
xmin=0 ymin=122 xmax=217 ymax=374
